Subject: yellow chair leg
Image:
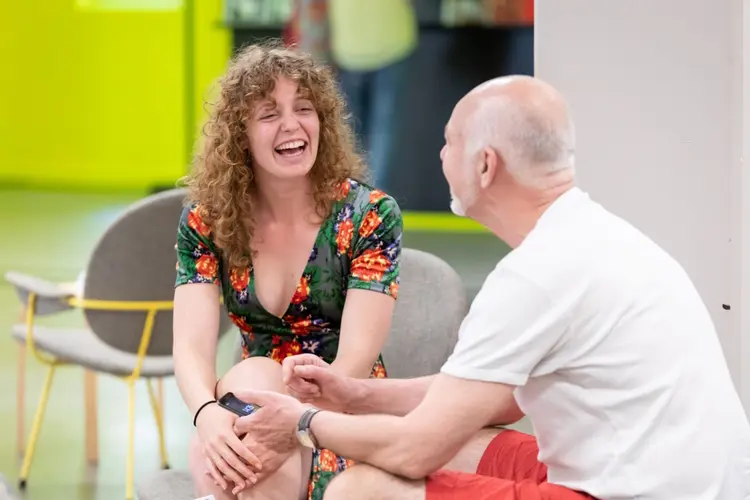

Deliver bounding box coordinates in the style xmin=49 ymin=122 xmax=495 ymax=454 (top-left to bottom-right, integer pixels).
xmin=146 ymin=379 xmax=169 ymax=469
xmin=84 ymin=370 xmax=99 ymax=465
xmin=16 ymin=305 xmax=28 ymax=459
xmin=16 ymin=342 xmax=26 ymax=460
xmin=19 ymin=364 xmax=57 ymax=490
xmin=126 ymin=379 xmax=136 ymax=500
xmin=157 ymin=377 xmax=164 ymax=423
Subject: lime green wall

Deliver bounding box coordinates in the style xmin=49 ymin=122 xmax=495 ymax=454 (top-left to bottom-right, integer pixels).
xmin=0 ymin=0 xmax=230 ymax=191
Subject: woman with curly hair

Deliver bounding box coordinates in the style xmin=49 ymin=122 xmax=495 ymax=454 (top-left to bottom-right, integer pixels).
xmin=172 ymin=41 xmax=402 ymax=500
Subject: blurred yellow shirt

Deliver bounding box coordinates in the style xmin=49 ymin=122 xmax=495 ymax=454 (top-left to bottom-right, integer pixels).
xmin=328 ymin=0 xmax=418 ymax=71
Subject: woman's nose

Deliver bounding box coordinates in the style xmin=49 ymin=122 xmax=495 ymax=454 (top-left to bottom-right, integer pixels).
xmin=280 ymin=111 xmax=300 ymax=132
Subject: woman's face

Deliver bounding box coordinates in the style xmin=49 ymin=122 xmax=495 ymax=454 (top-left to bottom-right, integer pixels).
xmin=245 ymin=77 xmax=320 ymax=180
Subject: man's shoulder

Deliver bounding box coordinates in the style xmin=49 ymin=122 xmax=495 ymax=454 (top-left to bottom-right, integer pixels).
xmin=497 ymin=211 xmax=636 ymax=295
xmin=498 ymin=229 xmax=590 ymax=291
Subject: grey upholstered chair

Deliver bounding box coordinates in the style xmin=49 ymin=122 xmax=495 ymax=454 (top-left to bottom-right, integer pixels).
xmin=0 ymin=475 xmax=18 ymax=500
xmin=136 ymin=247 xmax=469 ymax=500
xmin=381 ymin=248 xmax=468 ymax=378
xmin=6 ymin=188 xmax=231 ymax=500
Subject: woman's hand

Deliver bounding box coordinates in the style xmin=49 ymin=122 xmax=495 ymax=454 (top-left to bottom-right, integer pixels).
xmin=282 ymin=354 xmax=360 ymax=412
xmin=196 ymin=403 xmax=262 ymax=494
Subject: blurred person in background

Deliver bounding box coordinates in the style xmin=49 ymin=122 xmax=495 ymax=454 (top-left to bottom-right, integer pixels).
xmin=172 ymin=41 xmax=403 ymax=500
xmin=328 ymin=0 xmax=417 ymax=192
xmin=287 ymin=0 xmax=417 ymax=192
xmin=284 ymin=0 xmax=330 ymax=62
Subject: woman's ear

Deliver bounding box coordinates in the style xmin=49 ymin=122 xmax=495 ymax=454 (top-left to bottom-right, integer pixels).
xmin=238 ymin=130 xmax=249 ymax=150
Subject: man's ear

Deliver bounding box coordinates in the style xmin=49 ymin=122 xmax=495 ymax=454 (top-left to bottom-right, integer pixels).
xmin=479 ymin=147 xmax=500 ymax=189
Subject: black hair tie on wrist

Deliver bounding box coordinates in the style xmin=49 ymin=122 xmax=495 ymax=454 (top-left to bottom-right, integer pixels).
xmin=193 ymin=400 xmax=217 ymax=427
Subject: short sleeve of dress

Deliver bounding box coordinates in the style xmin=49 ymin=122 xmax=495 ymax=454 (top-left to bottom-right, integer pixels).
xmin=175 ymin=203 xmax=221 ymax=287
xmin=347 ymin=190 xmax=403 ymax=298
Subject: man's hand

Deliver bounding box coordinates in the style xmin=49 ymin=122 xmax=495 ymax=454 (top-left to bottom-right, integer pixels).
xmin=236 ymin=432 xmax=294 ymax=486
xmin=232 ymin=390 xmax=307 ymax=480
xmin=282 ymin=354 xmax=360 ymax=412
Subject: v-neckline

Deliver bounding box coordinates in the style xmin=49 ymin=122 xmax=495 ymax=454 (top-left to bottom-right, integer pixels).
xmin=248 ymin=207 xmax=333 ymax=321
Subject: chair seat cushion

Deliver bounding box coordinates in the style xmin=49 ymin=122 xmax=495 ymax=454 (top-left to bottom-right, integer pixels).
xmin=0 ymin=474 xmax=19 ymax=500
xmin=11 ymin=324 xmax=174 ymax=377
xmin=136 ymin=470 xmax=194 ymax=500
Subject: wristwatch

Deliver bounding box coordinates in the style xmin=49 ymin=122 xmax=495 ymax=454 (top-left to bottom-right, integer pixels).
xmin=296 ymin=408 xmax=322 ymax=449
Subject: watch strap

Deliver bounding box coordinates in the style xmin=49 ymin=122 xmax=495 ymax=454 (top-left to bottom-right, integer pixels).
xmin=297 ymin=408 xmax=322 ymax=448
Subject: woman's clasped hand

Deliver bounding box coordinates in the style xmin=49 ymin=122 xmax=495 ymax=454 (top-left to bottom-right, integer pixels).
xmin=195 ymin=403 xmax=261 ymax=495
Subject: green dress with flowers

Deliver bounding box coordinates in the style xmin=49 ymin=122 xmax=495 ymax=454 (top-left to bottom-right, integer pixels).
xmin=174 ymin=178 xmax=402 ymax=499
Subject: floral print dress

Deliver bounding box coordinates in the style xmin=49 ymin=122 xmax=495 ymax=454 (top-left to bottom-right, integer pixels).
xmin=175 ymin=178 xmax=402 ymax=500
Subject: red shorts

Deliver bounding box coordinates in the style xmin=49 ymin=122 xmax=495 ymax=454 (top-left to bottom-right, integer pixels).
xmin=426 ymin=430 xmax=595 ymax=500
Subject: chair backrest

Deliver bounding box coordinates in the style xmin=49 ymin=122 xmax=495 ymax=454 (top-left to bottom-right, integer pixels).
xmin=381 ymin=248 xmax=468 ymax=378
xmin=83 ymin=188 xmax=231 ymax=356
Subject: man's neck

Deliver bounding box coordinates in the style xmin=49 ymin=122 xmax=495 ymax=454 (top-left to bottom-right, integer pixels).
xmin=253 ymin=174 xmax=315 ymax=225
xmin=479 ymin=179 xmax=575 ymax=249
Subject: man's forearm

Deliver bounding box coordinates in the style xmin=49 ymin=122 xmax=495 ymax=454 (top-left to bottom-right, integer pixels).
xmin=310 ymin=411 xmax=421 ymax=477
xmin=348 ymin=375 xmax=435 ymax=415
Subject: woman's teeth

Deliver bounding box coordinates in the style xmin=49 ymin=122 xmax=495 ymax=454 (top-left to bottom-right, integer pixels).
xmin=275 ymin=140 xmax=306 ymax=157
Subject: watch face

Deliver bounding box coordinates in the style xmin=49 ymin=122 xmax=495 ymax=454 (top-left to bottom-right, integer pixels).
xmin=296 ymin=429 xmax=315 ymax=449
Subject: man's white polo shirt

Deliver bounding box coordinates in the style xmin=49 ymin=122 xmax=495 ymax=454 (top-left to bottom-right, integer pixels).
xmin=442 ymin=187 xmax=750 ymax=499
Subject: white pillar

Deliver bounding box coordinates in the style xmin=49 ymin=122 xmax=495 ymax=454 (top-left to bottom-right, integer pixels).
xmin=535 ymin=0 xmax=749 ymax=411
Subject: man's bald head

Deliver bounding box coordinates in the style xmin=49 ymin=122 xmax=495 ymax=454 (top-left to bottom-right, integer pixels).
xmin=454 ymin=75 xmax=576 ymax=186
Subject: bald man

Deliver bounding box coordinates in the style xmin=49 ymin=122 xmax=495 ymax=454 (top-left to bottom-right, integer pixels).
xmin=229 ymin=76 xmax=750 ymax=499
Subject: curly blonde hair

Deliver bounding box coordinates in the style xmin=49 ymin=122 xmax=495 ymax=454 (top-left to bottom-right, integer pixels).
xmin=183 ymin=40 xmax=366 ymax=270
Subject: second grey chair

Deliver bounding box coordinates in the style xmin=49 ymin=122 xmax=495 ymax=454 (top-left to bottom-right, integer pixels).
xmin=6 ymin=188 xmax=232 ymax=500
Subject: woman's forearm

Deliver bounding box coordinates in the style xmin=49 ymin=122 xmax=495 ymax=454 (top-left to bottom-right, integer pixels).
xmin=330 ymin=357 xmax=373 ymax=380
xmin=173 ymin=285 xmax=222 ymax=416
xmin=174 ymin=346 xmax=219 ymax=415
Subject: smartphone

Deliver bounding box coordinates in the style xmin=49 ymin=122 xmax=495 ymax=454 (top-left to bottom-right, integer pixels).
xmin=217 ymin=392 xmax=261 ymax=417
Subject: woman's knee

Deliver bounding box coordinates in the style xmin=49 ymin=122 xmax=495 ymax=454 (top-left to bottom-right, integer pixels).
xmin=217 ymin=356 xmax=285 ymax=396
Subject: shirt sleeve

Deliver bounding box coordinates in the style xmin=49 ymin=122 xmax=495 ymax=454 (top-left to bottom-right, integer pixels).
xmin=347 ymin=191 xmax=403 ymax=298
xmin=441 ymin=265 xmax=572 ymax=386
xmin=175 ymin=203 xmax=221 ymax=287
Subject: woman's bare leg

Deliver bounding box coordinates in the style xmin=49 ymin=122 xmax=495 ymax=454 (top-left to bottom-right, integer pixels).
xmin=189 ymin=357 xmax=313 ymax=500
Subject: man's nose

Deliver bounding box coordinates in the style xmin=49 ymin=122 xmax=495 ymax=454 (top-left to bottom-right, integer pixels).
xmin=440 ymin=145 xmax=446 ymax=161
